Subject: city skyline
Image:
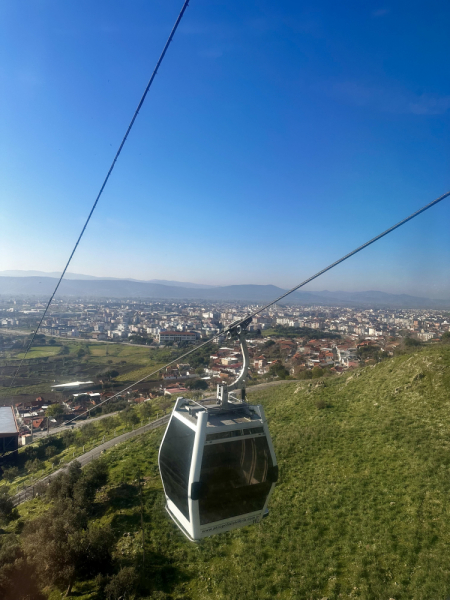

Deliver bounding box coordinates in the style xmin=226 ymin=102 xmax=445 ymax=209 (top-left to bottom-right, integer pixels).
xmin=1 ymin=1 xmax=449 ymax=297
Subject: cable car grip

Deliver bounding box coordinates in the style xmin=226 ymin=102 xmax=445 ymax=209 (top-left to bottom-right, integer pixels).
xmin=217 ymin=317 xmax=252 ymax=409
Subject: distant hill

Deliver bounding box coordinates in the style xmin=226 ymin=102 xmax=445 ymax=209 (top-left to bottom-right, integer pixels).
xmin=0 ymin=271 xmax=214 ymax=289
xmin=0 ymin=274 xmax=449 ymax=308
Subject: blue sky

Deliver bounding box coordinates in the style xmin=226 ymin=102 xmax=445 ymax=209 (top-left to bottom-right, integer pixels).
xmin=1 ymin=0 xmax=449 ymax=297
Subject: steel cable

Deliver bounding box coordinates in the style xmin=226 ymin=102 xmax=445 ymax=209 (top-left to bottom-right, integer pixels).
xmin=7 ymin=0 xmax=191 ymax=391
xmin=3 ymin=189 xmax=449 ymax=459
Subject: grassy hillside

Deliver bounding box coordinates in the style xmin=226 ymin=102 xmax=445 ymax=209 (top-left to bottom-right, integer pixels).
xmin=5 ymin=344 xmax=450 ymax=599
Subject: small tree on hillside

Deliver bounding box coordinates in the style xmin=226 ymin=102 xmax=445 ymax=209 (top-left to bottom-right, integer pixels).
xmin=311 ymin=366 xmax=325 ymax=379
xmin=0 ymin=487 xmax=14 ymax=523
xmin=269 ymin=363 xmax=289 ymax=379
xmin=46 ymin=404 xmax=64 ymax=418
xmin=120 ymin=409 xmax=140 ymax=428
xmin=2 ymin=466 xmax=19 ymax=482
xmin=23 ymin=501 xmax=113 ymax=597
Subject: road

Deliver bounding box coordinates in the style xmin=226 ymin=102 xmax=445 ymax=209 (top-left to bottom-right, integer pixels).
xmin=31 ymin=410 xmax=122 ymax=440
xmin=246 ymin=379 xmax=292 ymax=393
xmin=12 ymin=379 xmax=292 ymax=506
xmin=13 ymin=414 xmax=170 ymax=506
xmin=1 ymin=327 xmax=152 ymax=348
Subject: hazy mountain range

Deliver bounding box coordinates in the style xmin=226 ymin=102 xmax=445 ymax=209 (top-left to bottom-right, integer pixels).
xmin=0 ymin=270 xmax=214 ymax=289
xmin=0 ymin=271 xmax=449 ymax=309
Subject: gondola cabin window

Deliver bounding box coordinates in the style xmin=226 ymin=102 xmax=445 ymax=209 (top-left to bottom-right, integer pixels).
xmin=159 ymin=417 xmax=195 ymax=520
xmin=198 ymin=433 xmax=274 ymax=525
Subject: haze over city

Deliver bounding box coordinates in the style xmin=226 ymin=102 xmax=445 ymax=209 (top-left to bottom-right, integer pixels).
xmin=1 ymin=0 xmax=449 ymax=297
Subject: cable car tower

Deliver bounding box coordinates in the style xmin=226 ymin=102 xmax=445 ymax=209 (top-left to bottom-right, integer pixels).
xmin=158 ymin=317 xmax=278 ymax=541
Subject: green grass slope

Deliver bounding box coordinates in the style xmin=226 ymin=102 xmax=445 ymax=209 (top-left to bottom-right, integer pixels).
xmin=14 ymin=344 xmax=450 ymax=599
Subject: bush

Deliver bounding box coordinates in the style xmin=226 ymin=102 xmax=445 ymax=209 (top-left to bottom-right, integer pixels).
xmin=104 ymin=566 xmax=138 ymax=600
xmin=297 ymin=370 xmax=313 ymax=380
xmin=44 ymin=445 xmax=58 ymax=459
xmin=187 ymin=379 xmax=208 ymax=390
xmin=0 ymin=487 xmax=14 ymax=523
xmin=24 ymin=459 xmax=40 ymax=474
xmin=269 ymin=363 xmax=289 ymax=379
xmin=311 ymin=366 xmax=324 ymax=379
xmin=315 ymin=399 xmax=327 ymax=410
xmin=2 ymin=466 xmax=19 ymax=482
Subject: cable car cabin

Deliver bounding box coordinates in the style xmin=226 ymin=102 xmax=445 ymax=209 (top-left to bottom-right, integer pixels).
xmin=159 ymin=396 xmax=278 ymax=541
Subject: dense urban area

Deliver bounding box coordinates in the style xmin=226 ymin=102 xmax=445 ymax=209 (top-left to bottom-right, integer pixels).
xmin=0 ymin=296 xmax=449 ymax=443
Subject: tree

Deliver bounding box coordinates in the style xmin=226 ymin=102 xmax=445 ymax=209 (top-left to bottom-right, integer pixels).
xmin=187 ymin=379 xmax=208 ymax=390
xmin=140 ymin=402 xmax=153 ymax=419
xmin=120 ymin=409 xmax=140 ymax=428
xmin=0 ymin=533 xmax=44 ymax=600
xmin=311 ymin=366 xmax=325 ymax=379
xmin=98 ymin=369 xmax=119 ymax=382
xmin=24 ymin=459 xmax=40 ymax=474
xmin=79 ymin=423 xmax=97 ymax=445
xmin=297 ymin=369 xmax=313 ymax=380
xmin=2 ymin=466 xmax=19 ymax=482
xmin=45 ymin=445 xmax=58 ymax=458
xmin=441 ymin=332 xmax=450 ymax=343
xmin=22 ymin=500 xmax=113 ymax=597
xmin=269 ymin=363 xmax=289 ymax=379
xmin=104 ymin=566 xmax=138 ymax=600
xmin=403 ymin=336 xmax=422 ymax=348
xmin=46 ymin=460 xmax=108 ymax=509
xmin=101 ymin=416 xmax=115 ymax=433
xmin=48 ymin=338 xmax=57 ymax=346
xmin=60 ymin=345 xmax=70 ymax=355
xmin=0 ymin=487 xmax=14 ymax=523
xmin=46 ymin=404 xmax=64 ymax=418
xmin=77 ymin=348 xmax=86 ymax=358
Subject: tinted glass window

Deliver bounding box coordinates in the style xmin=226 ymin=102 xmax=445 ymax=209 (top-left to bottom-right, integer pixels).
xmin=159 ymin=417 xmax=195 ymax=520
xmin=198 ymin=436 xmax=273 ymax=525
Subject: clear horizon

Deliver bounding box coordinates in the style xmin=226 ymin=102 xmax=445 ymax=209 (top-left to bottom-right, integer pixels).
xmin=1 ymin=1 xmax=449 ymax=298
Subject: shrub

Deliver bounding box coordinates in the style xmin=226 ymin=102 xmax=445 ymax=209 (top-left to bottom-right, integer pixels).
xmin=0 ymin=487 xmax=14 ymax=523
xmin=311 ymin=366 xmax=325 ymax=379
xmin=2 ymin=466 xmax=19 ymax=482
xmin=104 ymin=566 xmax=138 ymax=600
xmin=24 ymin=459 xmax=40 ymax=474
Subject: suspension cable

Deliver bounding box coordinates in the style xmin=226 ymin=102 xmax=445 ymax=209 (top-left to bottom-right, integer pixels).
xmin=7 ymin=0 xmax=191 ymax=391
xmin=233 ymin=189 xmax=450 ymax=324
xmin=4 ymin=189 xmax=448 ymax=459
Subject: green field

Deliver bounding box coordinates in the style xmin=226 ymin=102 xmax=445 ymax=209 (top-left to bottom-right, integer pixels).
xmin=4 ymin=344 xmax=450 ymax=598
xmin=0 ymin=340 xmax=181 ymax=400
xmin=14 ymin=347 xmax=61 ymax=359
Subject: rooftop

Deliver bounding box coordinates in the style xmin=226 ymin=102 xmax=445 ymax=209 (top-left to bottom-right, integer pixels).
xmin=51 ymin=381 xmax=94 ymax=389
xmin=0 ymin=407 xmax=19 ymax=434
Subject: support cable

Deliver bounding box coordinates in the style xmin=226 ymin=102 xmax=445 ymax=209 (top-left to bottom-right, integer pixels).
xmin=4 ymin=190 xmax=449 ymax=458
xmin=233 ymin=189 xmax=450 ymax=324
xmin=7 ymin=0 xmax=191 ymax=391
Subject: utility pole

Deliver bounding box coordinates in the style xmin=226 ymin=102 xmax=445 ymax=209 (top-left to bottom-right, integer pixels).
xmin=47 ymin=416 xmax=49 ymax=436
xmin=31 ymin=420 xmax=33 ymax=443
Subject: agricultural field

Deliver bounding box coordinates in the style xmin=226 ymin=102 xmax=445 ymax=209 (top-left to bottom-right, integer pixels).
xmin=0 ymin=338 xmax=182 ymax=402
xmin=2 ymin=343 xmax=450 ymax=598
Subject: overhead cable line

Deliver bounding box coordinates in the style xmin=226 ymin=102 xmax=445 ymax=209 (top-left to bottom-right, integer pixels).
xmin=233 ymin=189 xmax=450 ymax=324
xmin=7 ymin=0 xmax=191 ymax=391
xmin=4 ymin=189 xmax=448 ymax=458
